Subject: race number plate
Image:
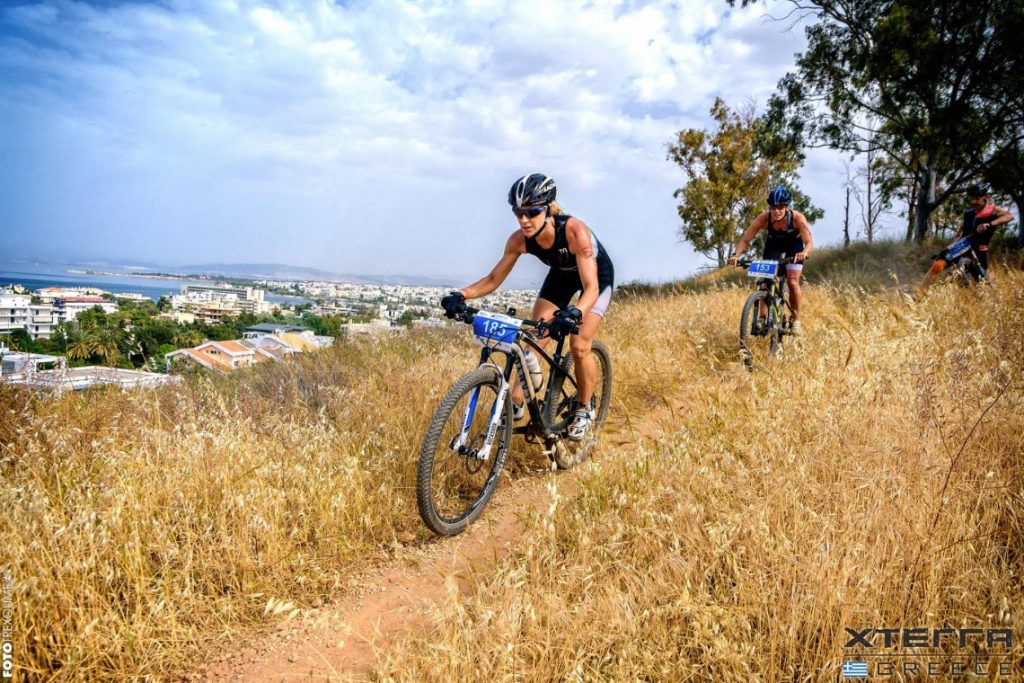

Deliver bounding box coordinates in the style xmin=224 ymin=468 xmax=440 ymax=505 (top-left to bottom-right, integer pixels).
xmin=946 ymin=237 xmax=971 ymax=260
xmin=472 ymin=311 xmax=521 ymax=352
xmin=747 ymin=260 xmax=779 ymax=278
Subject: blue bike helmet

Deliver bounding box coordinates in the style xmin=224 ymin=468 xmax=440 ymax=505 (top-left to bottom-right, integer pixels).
xmin=767 ymin=185 xmax=792 ymax=206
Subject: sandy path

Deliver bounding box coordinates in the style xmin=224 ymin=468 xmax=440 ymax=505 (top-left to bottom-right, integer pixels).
xmin=194 ymin=402 xmax=676 ymax=682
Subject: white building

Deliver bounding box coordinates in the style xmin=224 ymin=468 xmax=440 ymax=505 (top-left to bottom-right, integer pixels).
xmin=0 ymin=289 xmax=57 ymax=340
xmin=54 ymin=296 xmax=119 ymax=323
xmin=178 ymin=284 xmax=270 ymax=315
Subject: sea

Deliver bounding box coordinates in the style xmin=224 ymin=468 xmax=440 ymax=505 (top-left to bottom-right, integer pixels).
xmin=0 ymin=260 xmax=313 ymax=306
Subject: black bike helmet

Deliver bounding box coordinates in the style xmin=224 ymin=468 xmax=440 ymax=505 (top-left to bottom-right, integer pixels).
xmin=966 ymin=182 xmax=991 ymax=197
xmin=767 ymin=185 xmax=792 ymax=206
xmin=508 ymin=173 xmax=557 ymax=207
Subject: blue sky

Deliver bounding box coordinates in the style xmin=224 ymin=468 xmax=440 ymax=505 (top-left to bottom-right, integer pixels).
xmin=0 ymin=0 xmax=866 ymax=285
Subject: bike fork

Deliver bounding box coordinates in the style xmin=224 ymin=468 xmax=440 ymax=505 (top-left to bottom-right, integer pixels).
xmin=453 ymin=375 xmax=509 ymax=461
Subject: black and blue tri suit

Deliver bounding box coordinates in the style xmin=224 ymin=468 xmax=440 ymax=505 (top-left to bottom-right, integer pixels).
xmin=761 ymin=209 xmax=804 ymax=263
xmin=524 ymin=214 xmax=615 ymax=316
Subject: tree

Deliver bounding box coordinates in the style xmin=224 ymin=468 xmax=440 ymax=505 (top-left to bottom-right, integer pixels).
xmin=6 ymin=329 xmax=36 ymax=353
xmin=842 ymin=184 xmax=851 ymax=247
xmin=172 ymin=328 xmax=203 ymax=349
xmin=987 ymin=131 xmax=1024 ymax=243
xmin=50 ymin=323 xmax=70 ymax=355
xmin=91 ymin=328 xmax=123 ymax=366
xmin=747 ymin=0 xmax=1024 ymax=241
xmin=667 ymin=98 xmax=822 ymax=266
xmin=66 ymin=330 xmax=96 ymax=363
xmin=397 ymin=308 xmax=430 ymax=327
xmin=76 ymin=306 xmax=109 ymax=332
xmin=849 ymin=141 xmax=890 ymax=243
xmin=927 ymin=185 xmax=968 ymax=239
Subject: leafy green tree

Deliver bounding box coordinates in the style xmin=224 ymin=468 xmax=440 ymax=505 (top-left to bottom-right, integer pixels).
xmin=6 ymin=329 xmax=37 ymax=353
xmin=397 ymin=308 xmax=430 ymax=327
xmin=50 ymin=323 xmax=70 ymax=355
xmin=66 ymin=330 xmax=96 ymax=363
xmin=745 ymin=0 xmax=1024 ymax=241
xmin=114 ymin=298 xmax=159 ymax=323
xmin=200 ymin=320 xmax=240 ymax=342
xmin=667 ymin=98 xmax=822 ymax=266
xmin=300 ymin=313 xmax=344 ymax=337
xmin=76 ymin=306 xmax=109 ymax=332
xmin=135 ymin=320 xmax=178 ymax=358
xmin=91 ymin=328 xmax=123 ymax=366
xmin=987 ymin=132 xmax=1024 ymax=243
xmin=928 ymin=187 xmax=968 ymax=239
xmin=172 ymin=327 xmax=204 ymax=348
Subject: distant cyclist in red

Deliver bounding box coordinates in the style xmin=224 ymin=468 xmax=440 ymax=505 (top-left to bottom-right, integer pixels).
xmin=920 ymin=182 xmax=1014 ymax=290
xmin=440 ymin=173 xmax=614 ymax=440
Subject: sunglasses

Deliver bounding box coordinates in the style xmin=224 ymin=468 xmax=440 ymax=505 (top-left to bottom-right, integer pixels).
xmin=768 ymin=203 xmax=789 ymax=210
xmin=512 ymin=205 xmax=547 ymax=219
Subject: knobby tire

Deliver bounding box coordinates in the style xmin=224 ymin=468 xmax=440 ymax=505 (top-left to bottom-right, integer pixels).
xmin=739 ymin=289 xmax=770 ymax=370
xmin=416 ymin=365 xmax=511 ymax=536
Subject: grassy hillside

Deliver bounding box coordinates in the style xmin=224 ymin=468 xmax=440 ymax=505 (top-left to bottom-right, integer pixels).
xmin=620 ymin=238 xmax=1022 ymax=297
xmin=383 ymin=270 xmax=1024 ymax=680
xmin=1 ymin=242 xmax=1022 ymax=679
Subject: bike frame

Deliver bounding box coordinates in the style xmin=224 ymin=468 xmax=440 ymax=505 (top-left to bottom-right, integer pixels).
xmin=454 ymin=318 xmax=576 ymax=461
xmin=759 ymin=275 xmax=785 ymax=330
xmin=750 ymin=267 xmax=789 ymax=336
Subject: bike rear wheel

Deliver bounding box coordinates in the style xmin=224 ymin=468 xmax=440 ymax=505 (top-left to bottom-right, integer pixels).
xmin=542 ymin=339 xmax=612 ymax=469
xmin=416 ymin=366 xmax=511 ymax=536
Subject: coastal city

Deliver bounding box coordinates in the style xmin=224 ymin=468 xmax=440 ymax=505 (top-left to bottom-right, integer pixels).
xmin=0 ymin=274 xmax=539 ymax=392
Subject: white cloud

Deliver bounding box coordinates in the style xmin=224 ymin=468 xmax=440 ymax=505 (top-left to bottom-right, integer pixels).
xmin=0 ymin=0 xmax=857 ymax=283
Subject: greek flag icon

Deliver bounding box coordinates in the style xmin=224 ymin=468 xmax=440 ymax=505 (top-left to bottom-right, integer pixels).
xmin=843 ymin=660 xmax=868 ymax=678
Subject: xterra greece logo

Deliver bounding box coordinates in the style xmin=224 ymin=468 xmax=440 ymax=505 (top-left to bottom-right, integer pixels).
xmin=841 ymin=627 xmax=1017 ymax=678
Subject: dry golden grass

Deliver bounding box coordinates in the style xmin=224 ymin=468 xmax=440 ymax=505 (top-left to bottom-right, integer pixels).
xmin=1 ymin=255 xmax=1022 ymax=680
xmin=0 ymin=330 xmax=484 ymax=679
xmin=380 ymin=272 xmax=1024 ymax=681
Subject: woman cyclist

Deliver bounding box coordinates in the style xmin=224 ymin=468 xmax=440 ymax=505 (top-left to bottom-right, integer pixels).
xmin=728 ymin=185 xmax=814 ymax=335
xmin=440 ymin=173 xmax=614 ymax=440
xmin=920 ymin=182 xmax=1014 ymax=290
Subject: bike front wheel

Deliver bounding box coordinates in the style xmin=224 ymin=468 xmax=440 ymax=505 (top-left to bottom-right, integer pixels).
xmin=542 ymin=339 xmax=612 ymax=469
xmin=739 ymin=289 xmax=770 ymax=370
xmin=952 ymin=258 xmax=978 ymax=287
xmin=416 ymin=365 xmax=512 ymax=536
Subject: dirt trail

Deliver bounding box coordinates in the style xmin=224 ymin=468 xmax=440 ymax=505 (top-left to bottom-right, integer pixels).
xmin=196 ymin=404 xmax=679 ymax=682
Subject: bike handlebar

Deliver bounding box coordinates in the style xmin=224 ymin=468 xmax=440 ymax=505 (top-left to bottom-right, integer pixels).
xmin=734 ymin=256 xmax=798 ymax=267
xmin=450 ymin=305 xmax=579 ymax=338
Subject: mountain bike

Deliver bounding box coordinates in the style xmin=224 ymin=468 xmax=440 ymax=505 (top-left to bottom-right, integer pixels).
xmin=935 ymin=236 xmax=988 ymax=287
xmin=416 ymin=305 xmax=612 ymax=536
xmin=735 ymin=257 xmax=797 ymax=370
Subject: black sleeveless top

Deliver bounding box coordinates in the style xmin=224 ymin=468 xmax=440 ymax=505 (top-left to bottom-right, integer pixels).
xmin=764 ymin=209 xmax=800 ymax=241
xmin=525 ymin=214 xmax=614 ymax=288
xmin=962 ymin=207 xmax=999 ymax=249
